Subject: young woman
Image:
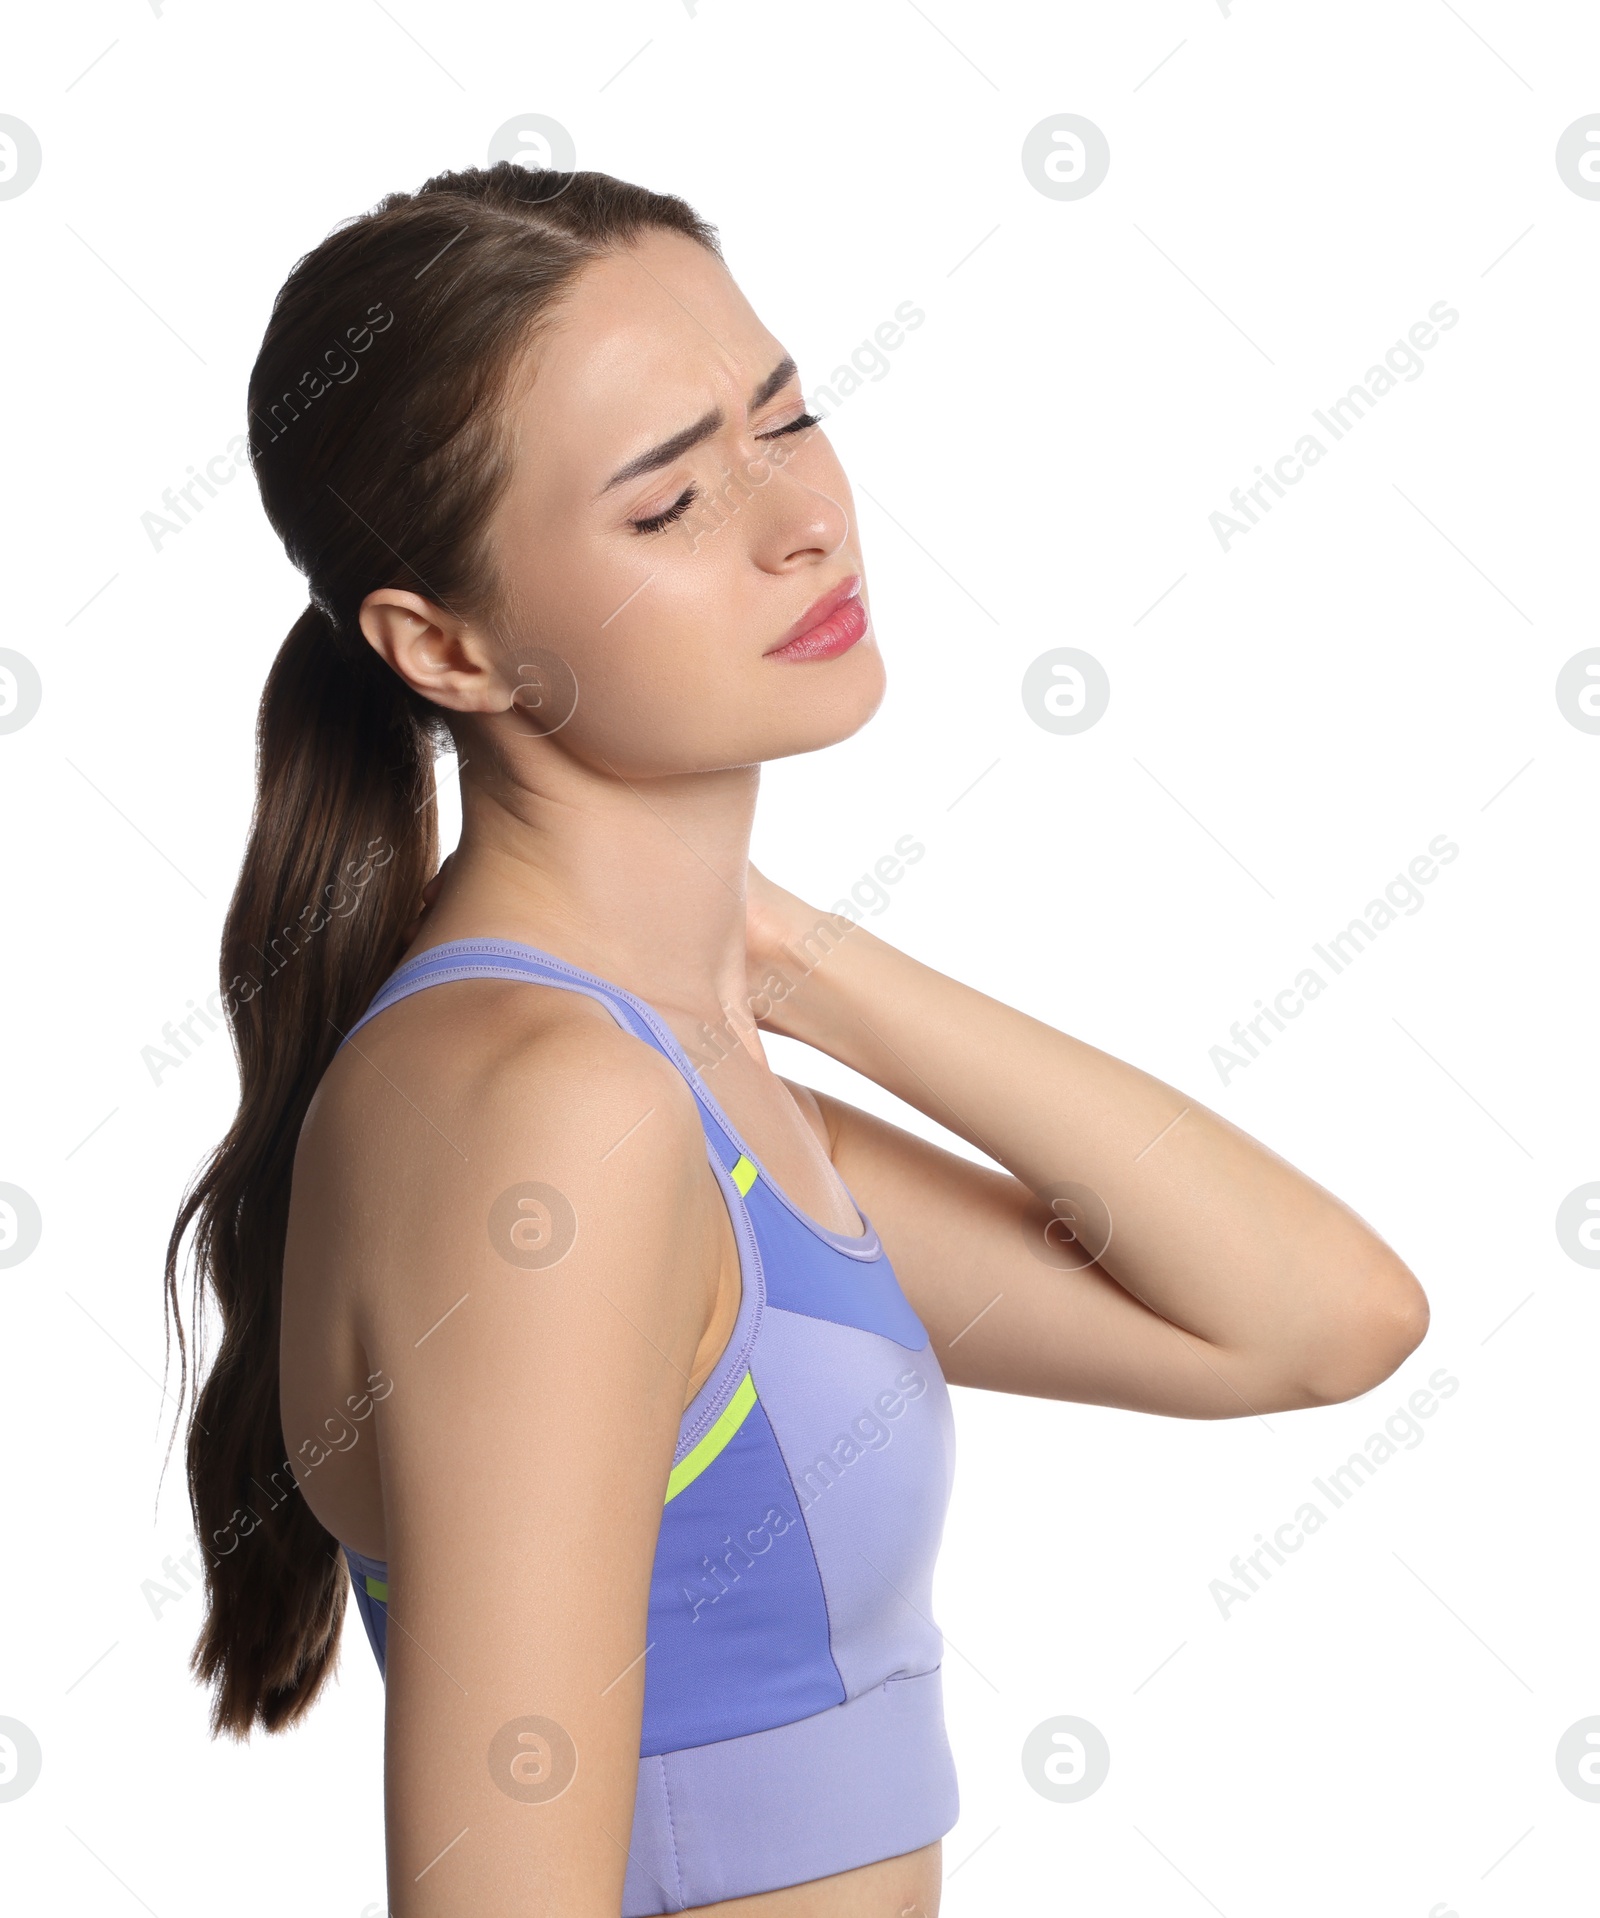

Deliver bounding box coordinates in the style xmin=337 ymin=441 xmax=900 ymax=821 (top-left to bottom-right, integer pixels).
xmin=164 ymin=164 xmax=1428 ymax=1917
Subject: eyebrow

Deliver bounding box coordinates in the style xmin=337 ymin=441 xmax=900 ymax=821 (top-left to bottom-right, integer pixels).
xmin=596 ymin=355 xmax=800 ymax=498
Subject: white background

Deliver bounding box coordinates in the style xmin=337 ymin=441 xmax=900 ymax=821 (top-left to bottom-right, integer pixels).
xmin=3 ymin=2 xmax=1597 ymax=1913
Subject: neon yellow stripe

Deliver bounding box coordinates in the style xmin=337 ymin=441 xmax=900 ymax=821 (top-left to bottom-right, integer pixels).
xmin=364 ymin=1574 xmax=388 ymax=1603
xmin=665 ymin=1371 xmax=757 ymax=1503
xmin=730 ymin=1153 xmax=758 ymax=1195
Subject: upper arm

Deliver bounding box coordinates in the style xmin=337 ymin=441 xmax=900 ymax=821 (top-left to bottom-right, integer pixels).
xmin=362 ymin=1023 xmax=719 ymax=1914
xmin=793 ymin=1081 xmax=1365 ymax=1421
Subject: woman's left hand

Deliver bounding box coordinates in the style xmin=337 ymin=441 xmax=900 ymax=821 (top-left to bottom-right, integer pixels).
xmin=396 ymin=851 xmax=455 ymax=956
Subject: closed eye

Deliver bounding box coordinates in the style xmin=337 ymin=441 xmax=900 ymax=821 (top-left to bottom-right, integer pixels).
xmin=628 ymin=411 xmax=824 ymax=535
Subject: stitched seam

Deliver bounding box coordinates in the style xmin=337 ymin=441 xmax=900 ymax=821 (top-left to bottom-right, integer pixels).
xmin=346 ymin=962 xmax=647 ymax=1048
xmin=749 ymin=1177 xmax=884 ymax=1264
xmin=674 ymin=1157 xmax=767 ymax=1459
xmin=659 ymin=1753 xmax=688 ymax=1910
xmin=666 ymin=1372 xmax=758 ymax=1501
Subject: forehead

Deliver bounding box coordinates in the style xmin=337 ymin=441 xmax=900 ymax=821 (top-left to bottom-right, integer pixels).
xmin=510 ymin=230 xmax=784 ymax=488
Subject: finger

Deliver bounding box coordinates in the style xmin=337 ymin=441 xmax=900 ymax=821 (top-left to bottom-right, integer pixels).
xmin=418 ymin=852 xmax=455 ymax=912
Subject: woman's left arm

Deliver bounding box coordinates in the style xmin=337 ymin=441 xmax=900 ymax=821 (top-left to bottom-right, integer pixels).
xmin=749 ymin=877 xmax=1429 ymax=1419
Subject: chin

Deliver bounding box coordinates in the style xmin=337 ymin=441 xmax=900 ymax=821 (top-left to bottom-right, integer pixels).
xmin=758 ymin=672 xmax=886 ymax=760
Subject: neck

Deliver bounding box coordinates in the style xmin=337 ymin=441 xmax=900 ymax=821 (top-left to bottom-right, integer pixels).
xmin=406 ymin=751 xmax=764 ymax=1057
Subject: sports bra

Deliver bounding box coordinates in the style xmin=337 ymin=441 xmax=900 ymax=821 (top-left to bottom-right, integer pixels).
xmin=332 ymin=937 xmax=960 ymax=1912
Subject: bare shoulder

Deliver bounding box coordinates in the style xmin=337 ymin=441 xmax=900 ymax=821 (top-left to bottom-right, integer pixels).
xmin=302 ymin=971 xmax=682 ymax=1163
xmin=336 ymin=971 xmax=720 ymax=1437
xmin=295 ymin=976 xmax=712 ymax=1290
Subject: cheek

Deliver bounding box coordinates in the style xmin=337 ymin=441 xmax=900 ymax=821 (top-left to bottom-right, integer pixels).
xmin=532 ymin=572 xmax=748 ymax=775
xmin=591 ymin=627 xmax=727 ymax=719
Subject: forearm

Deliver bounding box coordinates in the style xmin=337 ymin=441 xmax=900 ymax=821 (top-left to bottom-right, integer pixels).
xmin=763 ymin=917 xmax=1424 ymax=1379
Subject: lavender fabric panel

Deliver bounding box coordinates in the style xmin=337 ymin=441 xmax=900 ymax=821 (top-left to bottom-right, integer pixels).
xmin=622 ymin=1759 xmax=686 ymax=1913
xmin=621 ymin=1668 xmax=959 ymax=1915
xmin=750 ymin=1305 xmax=957 ymax=1699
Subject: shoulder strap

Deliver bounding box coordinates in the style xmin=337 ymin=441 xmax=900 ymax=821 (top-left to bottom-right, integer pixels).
xmin=339 ymin=937 xmax=747 ymax=1166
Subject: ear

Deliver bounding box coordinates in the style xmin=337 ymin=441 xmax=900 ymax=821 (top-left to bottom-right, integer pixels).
xmin=358 ymin=587 xmax=514 ymax=715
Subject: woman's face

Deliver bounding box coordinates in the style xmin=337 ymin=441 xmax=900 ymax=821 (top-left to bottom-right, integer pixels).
xmin=479 ymin=227 xmax=884 ymax=777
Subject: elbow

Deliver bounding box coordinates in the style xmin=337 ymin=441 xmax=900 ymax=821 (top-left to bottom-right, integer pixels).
xmin=1296 ymin=1258 xmax=1431 ymax=1408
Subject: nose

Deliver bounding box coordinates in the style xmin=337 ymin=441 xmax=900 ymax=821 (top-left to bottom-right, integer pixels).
xmin=740 ymin=440 xmax=852 ymax=569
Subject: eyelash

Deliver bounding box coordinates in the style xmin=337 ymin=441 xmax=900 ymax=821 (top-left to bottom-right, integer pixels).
xmin=628 ymin=412 xmax=822 ymax=535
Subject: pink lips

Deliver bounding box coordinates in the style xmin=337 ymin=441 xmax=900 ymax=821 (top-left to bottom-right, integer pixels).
xmin=764 ymin=575 xmax=868 ymax=663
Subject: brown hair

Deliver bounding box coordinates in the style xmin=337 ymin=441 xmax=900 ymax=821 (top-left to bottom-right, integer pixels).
xmin=162 ymin=163 xmax=722 ymax=1738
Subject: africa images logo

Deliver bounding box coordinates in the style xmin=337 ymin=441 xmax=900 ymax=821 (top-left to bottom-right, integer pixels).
xmin=1209 ymin=302 xmax=1459 ymax=552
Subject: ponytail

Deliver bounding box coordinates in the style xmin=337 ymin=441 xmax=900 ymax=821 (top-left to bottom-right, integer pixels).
xmin=163 ymin=161 xmax=724 ymax=1739
xmin=162 ymin=605 xmax=438 ymax=1736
